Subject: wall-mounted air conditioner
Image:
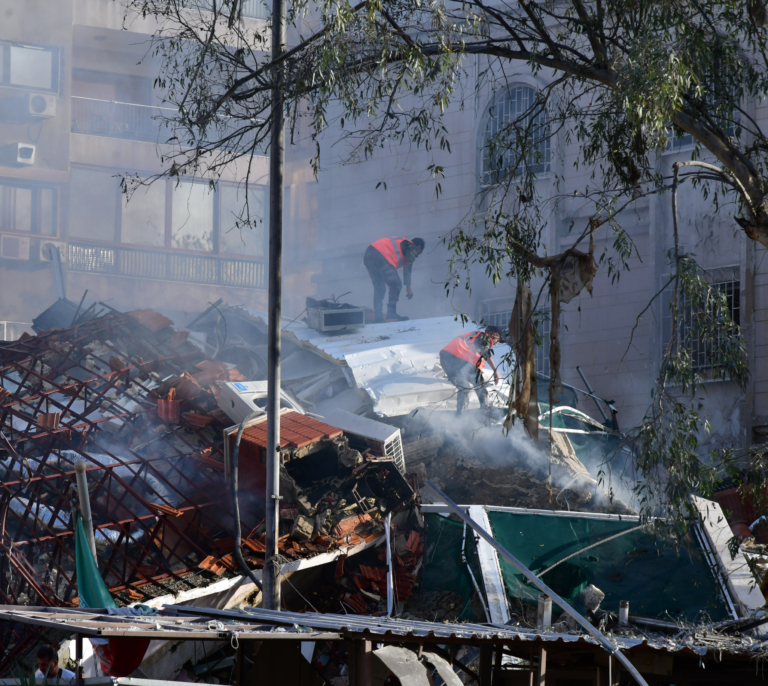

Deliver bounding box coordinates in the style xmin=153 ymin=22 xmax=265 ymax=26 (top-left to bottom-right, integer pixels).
xmin=40 ymin=241 xmax=67 ymax=263
xmin=0 ymin=235 xmax=31 ymax=261
xmin=217 ymin=380 xmax=305 ymax=425
xmin=28 ymin=93 xmax=56 ymax=118
xmin=322 ymin=408 xmax=406 ymax=475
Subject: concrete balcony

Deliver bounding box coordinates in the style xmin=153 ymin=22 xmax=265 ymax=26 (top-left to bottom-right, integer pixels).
xmin=68 ymin=241 xmax=266 ymax=290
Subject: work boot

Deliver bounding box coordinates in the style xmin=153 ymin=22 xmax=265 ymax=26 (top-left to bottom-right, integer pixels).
xmin=386 ymin=304 xmax=408 ymax=321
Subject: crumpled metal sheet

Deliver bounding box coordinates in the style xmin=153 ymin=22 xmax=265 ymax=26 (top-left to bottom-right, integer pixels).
xmin=277 ymin=315 xmax=512 ymax=417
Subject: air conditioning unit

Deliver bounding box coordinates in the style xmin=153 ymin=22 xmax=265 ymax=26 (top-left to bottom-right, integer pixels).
xmin=322 ymin=408 xmax=406 ymax=475
xmin=40 ymin=241 xmax=67 ymax=263
xmin=8 ymin=143 xmax=35 ymax=166
xmin=217 ymin=381 xmax=305 ymax=425
xmin=306 ymin=297 xmax=365 ymax=333
xmin=28 ymin=93 xmax=56 ymax=118
xmin=0 ymin=235 xmax=31 ymax=261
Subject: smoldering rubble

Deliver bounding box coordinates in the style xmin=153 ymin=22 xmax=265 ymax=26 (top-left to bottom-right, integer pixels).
xmin=3 ymin=298 xmax=768 ymax=686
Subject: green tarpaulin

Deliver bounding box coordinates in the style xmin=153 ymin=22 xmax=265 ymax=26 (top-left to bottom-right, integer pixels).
xmin=486 ymin=510 xmax=730 ymax=622
xmin=421 ymin=514 xmax=484 ymax=621
xmin=75 ymin=512 xmax=116 ymax=609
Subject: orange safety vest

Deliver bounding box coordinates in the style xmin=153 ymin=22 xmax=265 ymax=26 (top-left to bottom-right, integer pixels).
xmin=371 ymin=237 xmax=409 ymax=269
xmin=441 ymin=331 xmax=493 ymax=368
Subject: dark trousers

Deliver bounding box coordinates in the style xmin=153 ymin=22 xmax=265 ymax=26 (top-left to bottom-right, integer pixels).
xmin=364 ymin=246 xmax=402 ymax=315
xmin=440 ymin=350 xmax=488 ymax=413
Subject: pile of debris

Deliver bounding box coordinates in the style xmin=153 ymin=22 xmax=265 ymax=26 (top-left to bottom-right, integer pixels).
xmin=0 ymin=302 xmax=418 ymax=671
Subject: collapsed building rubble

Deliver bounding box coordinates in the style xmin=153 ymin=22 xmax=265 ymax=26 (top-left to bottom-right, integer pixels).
xmin=0 ymin=303 xmax=418 ymax=674
xmin=185 ymin=304 xmax=633 ymax=513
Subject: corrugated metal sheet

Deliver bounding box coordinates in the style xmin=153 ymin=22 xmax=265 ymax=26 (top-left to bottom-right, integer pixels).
xmin=167 ymin=605 xmax=734 ymax=657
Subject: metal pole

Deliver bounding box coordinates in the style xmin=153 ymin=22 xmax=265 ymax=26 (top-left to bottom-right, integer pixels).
xmin=575 ymin=366 xmax=609 ymax=423
xmin=75 ymin=461 xmax=97 ymax=563
xmin=75 ymin=633 xmax=83 ymax=686
xmin=424 ymin=481 xmax=649 ymax=686
xmin=264 ymin=0 xmax=287 ymax=612
xmin=385 ymin=512 xmax=393 ymax=616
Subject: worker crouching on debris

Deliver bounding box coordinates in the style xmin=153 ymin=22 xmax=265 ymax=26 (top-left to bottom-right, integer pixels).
xmin=440 ymin=326 xmax=504 ymax=414
xmin=364 ymin=236 xmax=425 ymax=322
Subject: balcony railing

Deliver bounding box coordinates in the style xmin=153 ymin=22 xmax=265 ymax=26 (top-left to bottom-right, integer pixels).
xmin=68 ymin=242 xmax=266 ymax=290
xmin=197 ymin=0 xmax=269 ymax=19
xmin=71 ymin=97 xmax=266 ymax=152
xmin=71 ymin=97 xmax=171 ymax=143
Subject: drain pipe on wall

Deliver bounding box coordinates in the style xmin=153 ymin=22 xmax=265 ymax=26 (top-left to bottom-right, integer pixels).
xmin=74 ymin=461 xmax=97 ymax=563
xmin=424 ymin=481 xmax=649 ymax=686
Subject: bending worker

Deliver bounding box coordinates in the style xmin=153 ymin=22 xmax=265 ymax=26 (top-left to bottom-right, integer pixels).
xmin=440 ymin=326 xmax=503 ymax=413
xmin=364 ymin=236 xmax=425 ymax=322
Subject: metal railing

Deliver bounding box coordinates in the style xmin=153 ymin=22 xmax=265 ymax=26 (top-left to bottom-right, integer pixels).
xmin=197 ymin=0 xmax=269 ymax=19
xmin=71 ymin=96 xmax=266 ymax=153
xmin=71 ymin=97 xmax=173 ymax=143
xmin=68 ymin=242 xmax=266 ymax=290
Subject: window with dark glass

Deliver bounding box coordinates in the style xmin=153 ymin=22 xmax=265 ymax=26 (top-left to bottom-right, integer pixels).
xmin=0 ymin=42 xmax=59 ymax=92
xmin=69 ymin=169 xmax=119 ymax=241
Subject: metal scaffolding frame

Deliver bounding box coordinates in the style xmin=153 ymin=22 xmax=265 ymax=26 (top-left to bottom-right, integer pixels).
xmin=0 ymin=307 xmax=254 ymax=669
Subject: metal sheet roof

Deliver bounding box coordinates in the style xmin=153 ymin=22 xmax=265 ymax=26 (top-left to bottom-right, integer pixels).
xmin=166 ymin=605 xmax=758 ymax=658
xmin=275 ymin=314 xmax=512 ymax=417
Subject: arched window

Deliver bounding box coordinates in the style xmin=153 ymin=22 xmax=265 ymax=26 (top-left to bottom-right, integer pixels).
xmin=481 ymin=85 xmax=551 ymax=184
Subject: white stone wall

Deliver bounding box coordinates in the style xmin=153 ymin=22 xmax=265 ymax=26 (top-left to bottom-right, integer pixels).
xmin=310 ymin=63 xmax=763 ymax=446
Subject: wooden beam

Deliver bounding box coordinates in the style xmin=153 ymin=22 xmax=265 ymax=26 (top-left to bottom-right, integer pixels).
xmin=538 ymin=646 xmax=547 ymax=686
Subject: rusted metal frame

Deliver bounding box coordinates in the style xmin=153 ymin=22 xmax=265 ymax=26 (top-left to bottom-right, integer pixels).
xmin=51 ymin=537 xmax=78 ymax=599
xmin=2 ymin=452 xmax=189 ymax=593
xmin=0 ymin=452 xmax=181 ymax=489
xmin=122 ymin=517 xmax=184 ymax=590
xmin=8 ymin=498 xmax=228 ymax=546
xmin=4 ymin=458 xmax=73 ymax=557
xmin=62 ymin=468 xmax=192 ymax=590
xmin=75 ymin=451 xmax=219 ymax=559
xmin=4 ymin=345 xmax=221 ymax=511
xmin=102 ymin=527 xmax=149 ymax=598
xmin=3 ymin=546 xmax=58 ymax=606
xmin=138 ymin=427 xmax=228 ymax=502
xmin=69 ymin=431 xmax=227 ymax=550
xmin=52 ymin=432 xmax=210 ymax=533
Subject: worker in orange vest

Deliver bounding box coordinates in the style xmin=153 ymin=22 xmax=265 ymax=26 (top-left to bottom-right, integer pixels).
xmin=364 ymin=237 xmax=425 ymax=322
xmin=440 ymin=326 xmax=504 ymax=413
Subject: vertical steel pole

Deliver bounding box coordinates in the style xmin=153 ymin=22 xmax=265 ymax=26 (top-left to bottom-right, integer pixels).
xmin=75 ymin=461 xmax=97 ymax=563
xmin=264 ymin=0 xmax=286 ymax=612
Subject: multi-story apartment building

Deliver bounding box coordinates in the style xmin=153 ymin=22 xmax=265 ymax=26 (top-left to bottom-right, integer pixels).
xmin=0 ymin=0 xmax=319 ymax=333
xmin=2 ymin=2 xmax=765 ymax=450
xmin=311 ymin=67 xmax=767 ymax=452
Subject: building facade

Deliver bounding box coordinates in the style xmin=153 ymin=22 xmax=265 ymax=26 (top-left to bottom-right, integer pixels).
xmin=311 ymin=60 xmax=766 ymax=450
xmin=0 ymin=0 xmax=320 ymax=331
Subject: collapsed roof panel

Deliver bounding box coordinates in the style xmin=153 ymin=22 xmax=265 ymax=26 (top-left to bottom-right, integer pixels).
xmin=280 ymin=314 xmax=512 ymax=417
xmin=0 ymin=304 xmax=419 ymax=671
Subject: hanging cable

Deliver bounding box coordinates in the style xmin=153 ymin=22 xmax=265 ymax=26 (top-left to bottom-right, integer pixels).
xmin=232 ymin=412 xmax=263 ymax=591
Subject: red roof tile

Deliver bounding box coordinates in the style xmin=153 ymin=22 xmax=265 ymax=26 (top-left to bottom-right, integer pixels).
xmin=242 ymin=411 xmax=343 ymax=450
